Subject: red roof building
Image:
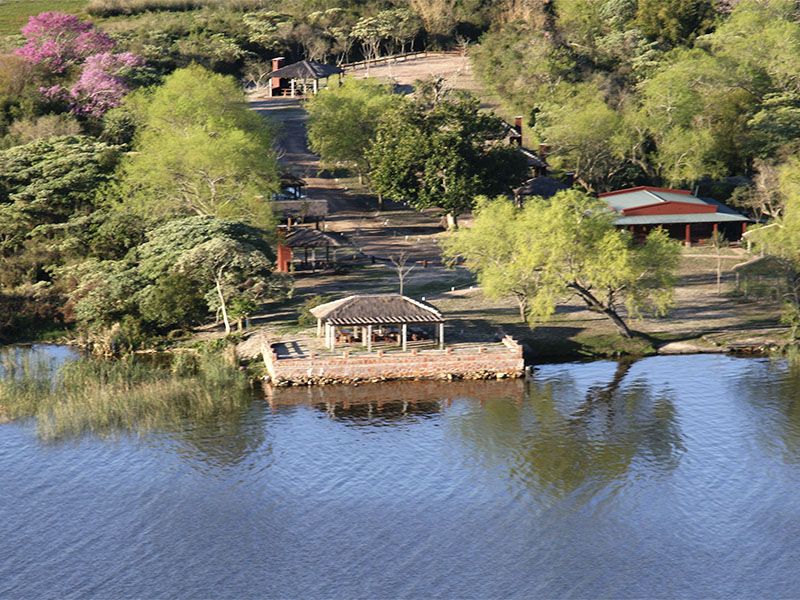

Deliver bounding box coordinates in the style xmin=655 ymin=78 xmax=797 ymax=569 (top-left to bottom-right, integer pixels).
xmin=600 ymin=186 xmax=751 ymax=246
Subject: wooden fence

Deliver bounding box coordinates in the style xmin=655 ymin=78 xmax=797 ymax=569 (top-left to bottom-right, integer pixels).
xmin=342 ymin=51 xmax=430 ymax=71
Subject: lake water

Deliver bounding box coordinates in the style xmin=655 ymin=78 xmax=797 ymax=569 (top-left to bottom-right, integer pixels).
xmin=3 ymin=349 xmax=800 ymax=599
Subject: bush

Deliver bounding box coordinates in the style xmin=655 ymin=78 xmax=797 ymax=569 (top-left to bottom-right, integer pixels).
xmin=297 ymin=294 xmax=333 ymax=328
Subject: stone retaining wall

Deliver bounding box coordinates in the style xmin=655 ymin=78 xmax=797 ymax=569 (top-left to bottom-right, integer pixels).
xmin=263 ymin=337 xmax=525 ymax=385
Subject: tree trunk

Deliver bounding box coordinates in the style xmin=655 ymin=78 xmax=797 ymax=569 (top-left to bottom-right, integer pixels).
xmin=377 ymin=193 xmax=383 ymax=211
xmin=516 ymin=295 xmax=528 ymax=322
xmin=445 ymin=212 xmax=458 ymax=230
xmin=602 ymin=307 xmax=634 ymax=339
xmin=568 ymin=282 xmax=634 ymax=338
xmin=215 ymin=271 xmax=231 ymax=335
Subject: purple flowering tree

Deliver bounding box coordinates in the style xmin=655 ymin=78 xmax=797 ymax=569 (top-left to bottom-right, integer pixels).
xmin=69 ymin=52 xmax=145 ymax=117
xmin=15 ymin=12 xmax=114 ymax=73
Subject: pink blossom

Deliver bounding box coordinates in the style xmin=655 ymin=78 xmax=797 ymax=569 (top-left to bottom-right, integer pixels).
xmin=15 ymin=12 xmax=114 ymax=73
xmin=69 ymin=52 xmax=145 ymax=117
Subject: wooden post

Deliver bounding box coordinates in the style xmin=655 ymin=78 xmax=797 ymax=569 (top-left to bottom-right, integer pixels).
xmin=712 ymin=223 xmax=718 ymax=237
xmin=685 ymin=223 xmax=692 ymax=247
xmin=313 ymin=79 xmax=318 ymax=94
xmin=438 ymin=322 xmax=444 ymax=349
xmin=402 ymin=323 xmax=407 ymax=351
xmin=362 ymin=326 xmax=367 ymax=346
xmin=317 ymin=318 xmax=322 ymax=337
xmin=290 ymin=79 xmax=295 ymax=97
xmin=330 ymin=325 xmax=336 ymax=350
xmin=367 ymin=325 xmax=373 ymax=352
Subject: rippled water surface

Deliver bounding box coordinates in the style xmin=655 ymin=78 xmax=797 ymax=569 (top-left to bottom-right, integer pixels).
xmin=3 ymin=351 xmax=800 ymax=598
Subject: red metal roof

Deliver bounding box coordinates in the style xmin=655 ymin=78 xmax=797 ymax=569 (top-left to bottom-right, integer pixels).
xmin=599 ymin=186 xmax=692 ymax=198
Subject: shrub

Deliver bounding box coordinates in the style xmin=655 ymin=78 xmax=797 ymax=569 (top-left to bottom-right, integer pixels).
xmin=297 ymin=294 xmax=332 ymax=327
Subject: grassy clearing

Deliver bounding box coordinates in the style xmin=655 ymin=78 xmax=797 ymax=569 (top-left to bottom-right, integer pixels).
xmin=0 ymin=0 xmax=87 ymax=36
xmin=0 ymin=349 xmax=250 ymax=440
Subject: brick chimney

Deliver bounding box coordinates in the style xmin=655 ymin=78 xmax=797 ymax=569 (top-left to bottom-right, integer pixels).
xmin=511 ymin=116 xmax=523 ymax=146
xmin=272 ymin=56 xmax=285 ymax=71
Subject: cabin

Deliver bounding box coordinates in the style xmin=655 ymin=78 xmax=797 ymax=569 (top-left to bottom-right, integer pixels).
xmin=600 ymin=186 xmax=751 ymax=246
xmin=267 ymin=57 xmax=344 ymax=97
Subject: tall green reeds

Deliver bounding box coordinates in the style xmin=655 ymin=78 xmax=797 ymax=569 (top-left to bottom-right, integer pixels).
xmin=0 ymin=350 xmax=251 ymax=441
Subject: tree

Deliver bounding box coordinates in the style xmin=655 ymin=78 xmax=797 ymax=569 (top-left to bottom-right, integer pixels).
xmin=534 ymin=81 xmax=633 ymax=192
xmin=137 ymin=216 xmax=290 ymax=334
xmin=0 ymin=136 xmax=120 ymax=254
xmin=118 ymin=65 xmax=279 ymax=229
xmin=441 ymin=196 xmax=540 ymax=320
xmin=306 ymin=78 xmax=400 ymax=184
xmin=389 ymin=252 xmax=416 ymax=295
xmin=15 ymin=12 xmax=114 ymax=74
xmin=67 ymin=216 xmax=291 ymax=335
xmin=635 ymin=0 xmax=715 ymax=47
xmin=368 ymin=93 xmax=529 ymax=229
xmin=351 ymin=14 xmax=393 ymax=67
xmin=68 ymin=52 xmax=145 ymax=118
xmin=443 ymin=192 xmax=681 ymax=338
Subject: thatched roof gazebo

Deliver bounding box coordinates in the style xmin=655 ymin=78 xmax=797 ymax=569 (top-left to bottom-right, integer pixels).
xmin=268 ymin=59 xmax=344 ymax=97
xmin=311 ymin=294 xmax=445 ymax=352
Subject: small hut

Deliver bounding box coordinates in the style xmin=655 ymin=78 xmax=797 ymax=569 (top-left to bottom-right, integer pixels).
xmin=311 ymin=294 xmax=445 ymax=352
xmin=268 ymin=59 xmax=344 ymax=97
xmin=276 ymin=227 xmax=350 ymax=272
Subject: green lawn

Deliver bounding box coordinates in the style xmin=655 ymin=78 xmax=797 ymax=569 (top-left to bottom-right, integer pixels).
xmin=0 ymin=0 xmax=87 ymax=36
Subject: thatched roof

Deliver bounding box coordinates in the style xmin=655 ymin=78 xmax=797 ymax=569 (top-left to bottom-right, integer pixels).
xmin=268 ymin=60 xmax=343 ymax=80
xmin=283 ymin=227 xmax=349 ymax=248
xmin=311 ymin=294 xmax=444 ymax=325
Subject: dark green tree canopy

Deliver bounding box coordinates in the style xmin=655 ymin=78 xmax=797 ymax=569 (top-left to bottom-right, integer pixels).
xmin=368 ymin=92 xmax=529 ymax=226
xmin=0 ymin=135 xmax=119 ymax=253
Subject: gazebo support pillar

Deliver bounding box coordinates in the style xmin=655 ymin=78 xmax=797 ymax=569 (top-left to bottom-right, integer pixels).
xmin=685 ymin=223 xmax=692 ymax=247
xmin=290 ymin=79 xmax=295 ymax=97
xmin=317 ymin=318 xmax=322 ymax=337
xmin=367 ymin=325 xmax=373 ymax=352
xmin=438 ymin=322 xmax=445 ymax=350
xmin=401 ymin=323 xmax=407 ymax=351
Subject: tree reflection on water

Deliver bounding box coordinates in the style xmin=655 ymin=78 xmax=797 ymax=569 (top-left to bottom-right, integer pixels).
xmin=453 ymin=361 xmax=685 ymax=499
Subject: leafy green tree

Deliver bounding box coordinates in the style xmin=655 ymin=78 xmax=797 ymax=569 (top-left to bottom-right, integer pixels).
xmin=368 ymin=93 xmax=529 ymax=228
xmin=534 ymin=81 xmax=635 ymax=192
xmin=136 ymin=216 xmax=290 ymax=334
xmin=306 ymin=78 xmax=401 ymax=184
xmin=0 ymin=135 xmax=120 ymax=254
xmin=636 ymin=0 xmax=715 ymax=47
xmin=443 ymin=192 xmax=681 ymax=337
xmin=441 ymin=196 xmax=540 ymax=320
xmin=66 ymin=216 xmax=290 ymax=335
xmin=118 ymin=65 xmax=279 ymax=229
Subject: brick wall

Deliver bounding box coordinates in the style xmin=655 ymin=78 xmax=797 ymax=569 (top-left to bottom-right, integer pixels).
xmin=263 ymin=337 xmax=525 ymax=384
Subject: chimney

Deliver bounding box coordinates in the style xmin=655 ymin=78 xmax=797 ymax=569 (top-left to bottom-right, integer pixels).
xmin=272 ymin=56 xmax=285 ymax=71
xmin=512 ymin=116 xmax=523 ymax=146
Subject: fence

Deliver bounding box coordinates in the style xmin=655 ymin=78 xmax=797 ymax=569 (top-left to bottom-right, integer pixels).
xmin=342 ymin=51 xmax=430 ymax=71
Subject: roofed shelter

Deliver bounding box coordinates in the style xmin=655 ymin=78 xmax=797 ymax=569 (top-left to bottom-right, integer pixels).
xmin=601 ymin=186 xmax=751 ymax=246
xmin=276 ymin=227 xmax=350 ymax=273
xmin=268 ymin=58 xmax=344 ymax=97
xmin=311 ymin=294 xmax=445 ymax=352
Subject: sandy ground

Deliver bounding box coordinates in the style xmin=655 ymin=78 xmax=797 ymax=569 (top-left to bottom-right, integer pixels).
xmin=234 ymin=56 xmax=786 ymax=359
